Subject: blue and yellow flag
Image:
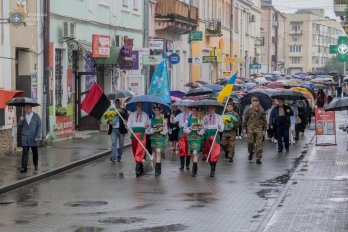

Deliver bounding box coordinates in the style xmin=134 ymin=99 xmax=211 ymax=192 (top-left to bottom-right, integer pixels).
xmin=149 ymin=58 xmax=171 ymax=104
xmin=217 ymin=72 xmax=238 ymax=103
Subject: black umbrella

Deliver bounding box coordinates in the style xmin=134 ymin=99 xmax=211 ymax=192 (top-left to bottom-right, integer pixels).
xmin=205 ymin=84 xmax=223 ymax=93
xmin=7 ymin=97 xmax=40 ymax=107
xmin=185 ymin=87 xmax=213 ymax=97
xmin=107 ymin=90 xmax=134 ymax=100
xmin=313 ymin=84 xmax=328 ymax=89
xmin=324 ymin=97 xmax=348 ymax=111
xmin=189 ymin=99 xmax=224 ymax=109
xmin=271 ymin=90 xmax=306 ymax=101
xmin=240 ymin=92 xmax=272 ymax=112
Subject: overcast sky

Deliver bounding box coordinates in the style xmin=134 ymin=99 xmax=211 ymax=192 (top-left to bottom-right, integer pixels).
xmin=272 ymin=0 xmax=337 ymax=20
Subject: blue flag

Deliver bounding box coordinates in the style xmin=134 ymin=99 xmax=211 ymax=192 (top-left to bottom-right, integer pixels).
xmin=149 ymin=59 xmax=171 ymax=104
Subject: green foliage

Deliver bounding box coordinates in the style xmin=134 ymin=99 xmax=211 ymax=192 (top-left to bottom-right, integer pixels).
xmin=322 ymin=56 xmax=344 ymax=74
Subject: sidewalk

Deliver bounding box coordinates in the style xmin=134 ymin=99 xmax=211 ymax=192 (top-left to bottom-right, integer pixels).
xmin=260 ymin=111 xmax=348 ymax=232
xmin=0 ymin=132 xmax=130 ymax=194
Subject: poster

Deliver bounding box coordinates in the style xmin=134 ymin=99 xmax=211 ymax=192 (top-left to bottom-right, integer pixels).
xmin=67 ymin=69 xmax=73 ymax=104
xmin=55 ymin=116 xmax=74 ymax=138
xmin=315 ymin=108 xmax=336 ymax=135
xmin=92 ymin=34 xmax=111 ymax=58
xmin=31 ymin=73 xmax=38 ymax=101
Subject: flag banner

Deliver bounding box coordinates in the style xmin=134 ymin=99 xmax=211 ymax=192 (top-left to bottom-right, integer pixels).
xmin=217 ymin=72 xmax=238 ymax=103
xmin=149 ymin=59 xmax=171 ymax=104
xmin=80 ymin=83 xmax=111 ymax=119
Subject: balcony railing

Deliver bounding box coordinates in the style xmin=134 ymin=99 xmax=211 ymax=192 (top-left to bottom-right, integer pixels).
xmin=205 ymin=19 xmax=222 ymax=37
xmin=289 ymin=30 xmax=302 ymax=35
xmin=155 ymin=0 xmax=198 ymax=34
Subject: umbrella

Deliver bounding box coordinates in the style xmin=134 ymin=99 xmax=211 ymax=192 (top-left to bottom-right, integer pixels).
xmin=7 ymin=97 xmax=40 ymax=107
xmin=185 ymin=87 xmax=213 ymax=97
xmin=290 ymin=87 xmax=315 ymax=108
xmin=290 ymin=87 xmax=313 ymax=97
xmin=171 ymin=90 xmax=186 ymax=99
xmin=266 ymin=82 xmax=283 ymax=89
xmin=240 ymin=92 xmax=272 ymax=112
xmin=126 ymin=95 xmax=171 ymax=115
xmin=196 ymin=80 xmax=208 ymax=85
xmin=107 ymin=90 xmax=134 ymax=100
xmin=216 ymin=78 xmax=228 ymax=86
xmin=252 ymin=85 xmax=268 ymax=90
xmin=313 ymin=84 xmax=328 ymax=89
xmin=324 ymin=97 xmax=348 ymax=111
xmin=271 ymin=90 xmax=306 ymax=101
xmin=189 ymin=99 xmax=224 ymax=111
xmin=172 ymin=99 xmax=193 ymax=107
xmin=184 ymin=81 xmax=202 ymax=88
xmin=248 ymin=88 xmax=277 ymax=97
xmin=205 ymin=84 xmax=223 ymax=92
xmin=171 ymin=96 xmax=182 ymax=102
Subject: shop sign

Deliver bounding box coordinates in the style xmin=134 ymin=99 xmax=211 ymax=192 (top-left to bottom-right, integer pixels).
xmin=55 ymin=116 xmax=74 ymax=138
xmin=143 ymin=55 xmax=163 ymax=65
xmin=315 ymin=108 xmax=336 ymax=136
xmin=214 ymin=48 xmax=222 ymax=63
xmin=149 ymin=39 xmax=164 ymax=50
xmin=192 ymin=57 xmax=202 ymax=64
xmin=92 ymin=34 xmax=111 ymax=58
xmin=249 ymin=64 xmax=261 ymax=69
xmin=190 ymin=31 xmax=203 ymax=41
xmin=203 ymin=56 xmax=217 ymax=63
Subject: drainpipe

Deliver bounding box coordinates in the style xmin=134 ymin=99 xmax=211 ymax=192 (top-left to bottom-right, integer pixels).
xmin=143 ymin=0 xmax=150 ymax=94
xmin=42 ymin=0 xmax=50 ymax=139
xmin=230 ymin=0 xmax=233 ymax=72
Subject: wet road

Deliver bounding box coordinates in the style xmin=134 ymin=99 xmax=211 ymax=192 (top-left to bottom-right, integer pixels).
xmin=0 ymin=131 xmax=314 ymax=232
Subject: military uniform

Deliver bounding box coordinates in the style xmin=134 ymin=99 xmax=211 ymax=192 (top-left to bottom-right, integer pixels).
xmin=243 ymin=107 xmax=267 ymax=160
xmin=221 ymin=111 xmax=241 ymax=161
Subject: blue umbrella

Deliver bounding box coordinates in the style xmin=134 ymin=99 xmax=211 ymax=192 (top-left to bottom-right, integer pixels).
xmin=126 ymin=95 xmax=171 ymax=116
xmin=172 ymin=99 xmax=193 ymax=107
xmin=171 ymin=90 xmax=186 ymax=99
xmin=205 ymin=84 xmax=223 ymax=92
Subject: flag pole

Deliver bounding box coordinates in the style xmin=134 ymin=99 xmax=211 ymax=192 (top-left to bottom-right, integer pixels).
xmin=112 ymin=106 xmax=153 ymax=160
xmin=206 ymin=95 xmax=231 ymax=163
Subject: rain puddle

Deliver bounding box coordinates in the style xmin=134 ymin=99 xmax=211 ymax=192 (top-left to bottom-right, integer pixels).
xmin=17 ymin=201 xmax=39 ymax=207
xmin=0 ymin=202 xmax=15 ymax=206
xmin=122 ymin=224 xmax=187 ymax=232
xmin=182 ymin=192 xmax=217 ymax=208
xmin=98 ymin=217 xmax=145 ymax=225
xmin=64 ymin=201 xmax=108 ymax=207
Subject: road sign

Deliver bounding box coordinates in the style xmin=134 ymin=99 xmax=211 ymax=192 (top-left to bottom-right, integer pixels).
xmin=169 ymin=53 xmax=180 ymax=65
xmin=249 ymin=64 xmax=261 ymax=69
xmin=190 ymin=31 xmax=203 ymax=41
xmin=203 ymin=56 xmax=217 ymax=63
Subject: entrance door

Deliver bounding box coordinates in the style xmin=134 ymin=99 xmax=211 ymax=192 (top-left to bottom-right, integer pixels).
xmin=75 ymin=72 xmax=101 ymax=131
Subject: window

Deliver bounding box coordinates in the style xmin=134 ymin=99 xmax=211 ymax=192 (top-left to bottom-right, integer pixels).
xmin=292 ymin=58 xmax=300 ymax=64
xmin=122 ymin=0 xmax=128 ymax=7
xmin=292 ymin=25 xmax=301 ymax=31
xmin=292 ymin=35 xmax=300 ymax=42
xmin=290 ymin=45 xmax=302 ymax=53
xmin=133 ymin=0 xmax=138 ymax=11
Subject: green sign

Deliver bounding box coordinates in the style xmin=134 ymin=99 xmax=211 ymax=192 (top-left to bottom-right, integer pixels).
xmin=330 ymin=36 xmax=348 ymax=62
xmin=190 ymin=31 xmax=203 ymax=41
xmin=249 ymin=64 xmax=261 ymax=69
xmin=202 ymin=56 xmax=217 ymax=63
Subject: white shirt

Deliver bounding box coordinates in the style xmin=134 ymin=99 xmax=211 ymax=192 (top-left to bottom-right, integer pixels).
xmin=173 ymin=112 xmax=191 ymax=128
xmin=25 ymin=112 xmax=34 ymax=125
xmin=127 ymin=111 xmax=149 ymax=128
xmin=203 ymin=113 xmax=224 ymax=132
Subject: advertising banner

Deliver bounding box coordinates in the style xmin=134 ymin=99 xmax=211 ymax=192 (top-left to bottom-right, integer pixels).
xmin=55 ymin=116 xmax=74 ymax=138
xmin=92 ymin=34 xmax=111 ymax=58
xmin=315 ymin=108 xmax=336 ymax=136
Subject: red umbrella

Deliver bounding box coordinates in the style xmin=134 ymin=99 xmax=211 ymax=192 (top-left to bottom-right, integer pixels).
xmin=266 ymin=82 xmax=283 ymax=89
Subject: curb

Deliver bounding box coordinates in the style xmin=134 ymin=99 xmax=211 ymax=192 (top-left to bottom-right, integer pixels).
xmin=0 ymin=144 xmax=131 ymax=195
xmin=256 ymin=135 xmax=316 ymax=232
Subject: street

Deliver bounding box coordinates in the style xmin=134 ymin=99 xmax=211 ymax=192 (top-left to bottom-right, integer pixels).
xmin=0 ymin=129 xmax=314 ymax=232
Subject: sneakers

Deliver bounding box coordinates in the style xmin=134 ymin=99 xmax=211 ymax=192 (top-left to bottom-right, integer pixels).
xmin=256 ymin=159 xmax=262 ymax=164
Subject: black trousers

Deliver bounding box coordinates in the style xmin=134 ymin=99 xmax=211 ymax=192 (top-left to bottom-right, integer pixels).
xmin=276 ymin=127 xmax=289 ymax=151
xmin=21 ymin=146 xmax=38 ymax=170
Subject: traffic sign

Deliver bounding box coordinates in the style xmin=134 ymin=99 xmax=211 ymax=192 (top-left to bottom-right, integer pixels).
xmin=169 ymin=53 xmax=180 ymax=65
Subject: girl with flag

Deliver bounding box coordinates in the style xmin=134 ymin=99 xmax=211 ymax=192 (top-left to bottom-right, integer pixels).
xmin=184 ymin=107 xmax=204 ymax=177
xmin=146 ymin=104 xmax=168 ymax=177
xmin=172 ymin=107 xmax=191 ymax=171
xmin=203 ymin=106 xmax=224 ymax=177
xmin=127 ymin=103 xmax=150 ymax=177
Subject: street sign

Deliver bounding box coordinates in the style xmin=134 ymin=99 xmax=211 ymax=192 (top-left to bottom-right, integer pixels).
xmin=192 ymin=57 xmax=202 ymax=64
xmin=214 ymin=49 xmax=223 ymax=63
xmin=203 ymin=56 xmax=217 ymax=63
xmin=190 ymin=31 xmax=203 ymax=41
xmin=169 ymin=53 xmax=180 ymax=65
xmin=249 ymin=64 xmax=261 ymax=69
xmin=149 ymin=39 xmax=164 ymax=50
xmin=330 ymin=36 xmax=348 ymax=62
xmin=142 ymin=55 xmax=162 ymax=65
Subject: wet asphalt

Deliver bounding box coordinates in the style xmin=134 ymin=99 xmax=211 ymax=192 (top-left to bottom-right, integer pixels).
xmin=0 ymin=129 xmax=314 ymax=232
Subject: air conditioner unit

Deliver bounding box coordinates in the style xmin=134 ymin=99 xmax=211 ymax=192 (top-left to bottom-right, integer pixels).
xmin=62 ymin=22 xmax=76 ymax=38
xmin=250 ymin=15 xmax=256 ymax=23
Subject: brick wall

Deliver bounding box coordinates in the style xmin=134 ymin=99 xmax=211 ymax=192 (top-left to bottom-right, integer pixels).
xmin=0 ymin=129 xmax=14 ymax=155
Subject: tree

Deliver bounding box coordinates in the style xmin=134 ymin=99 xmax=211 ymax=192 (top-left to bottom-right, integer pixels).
xmin=322 ymin=56 xmax=344 ymax=74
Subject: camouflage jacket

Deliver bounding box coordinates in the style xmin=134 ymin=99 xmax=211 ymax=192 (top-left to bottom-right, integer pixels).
xmin=243 ymin=107 xmax=267 ymax=131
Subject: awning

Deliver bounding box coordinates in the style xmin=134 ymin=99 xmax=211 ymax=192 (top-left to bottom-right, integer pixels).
xmin=94 ymin=47 xmax=121 ymax=65
xmin=0 ymin=89 xmax=24 ymax=109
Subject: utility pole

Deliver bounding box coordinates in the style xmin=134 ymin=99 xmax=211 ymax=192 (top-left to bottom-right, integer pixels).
xmin=42 ymin=0 xmax=50 ymax=138
xmin=143 ymin=0 xmax=150 ymax=94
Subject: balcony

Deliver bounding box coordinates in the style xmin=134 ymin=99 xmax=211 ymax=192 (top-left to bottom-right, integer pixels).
xmin=205 ymin=19 xmax=223 ymax=37
xmin=289 ymin=30 xmax=302 ymax=35
xmin=334 ymin=0 xmax=347 ymax=17
xmin=155 ymin=0 xmax=198 ymax=34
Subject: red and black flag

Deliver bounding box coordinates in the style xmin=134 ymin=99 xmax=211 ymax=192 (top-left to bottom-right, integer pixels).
xmin=80 ymin=83 xmax=110 ymax=119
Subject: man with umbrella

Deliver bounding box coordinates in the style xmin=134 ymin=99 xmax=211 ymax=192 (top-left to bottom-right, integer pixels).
xmin=269 ymin=98 xmax=294 ymax=153
xmin=127 ymin=103 xmax=150 ymax=176
xmin=18 ymin=104 xmax=42 ymax=172
xmin=243 ymin=96 xmax=267 ymax=164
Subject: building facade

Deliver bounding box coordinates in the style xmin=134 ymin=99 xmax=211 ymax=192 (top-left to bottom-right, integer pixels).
xmin=50 ymin=0 xmax=144 ymax=135
xmin=284 ymin=9 xmax=345 ymax=75
xmin=260 ymin=1 xmax=286 ymax=73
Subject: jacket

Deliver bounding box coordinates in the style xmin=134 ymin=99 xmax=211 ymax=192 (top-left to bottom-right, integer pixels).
xmin=108 ymin=108 xmax=129 ymax=135
xmin=270 ymin=105 xmax=294 ymax=129
xmin=18 ymin=112 xmax=42 ymax=147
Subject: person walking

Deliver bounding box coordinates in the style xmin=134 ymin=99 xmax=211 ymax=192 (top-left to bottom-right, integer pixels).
xmin=316 ymin=89 xmax=326 ymax=108
xmin=327 ymin=88 xmax=333 ymax=104
xmin=203 ymin=106 xmax=224 ymax=177
xmin=18 ymin=105 xmax=42 ymax=173
xmin=221 ymin=100 xmax=241 ymax=162
xmin=127 ymin=103 xmax=150 ymax=177
xmin=243 ymin=97 xmax=267 ymax=164
xmin=167 ymin=106 xmax=181 ymax=153
xmin=270 ymin=98 xmax=294 ymax=153
xmin=108 ymin=99 xmax=128 ymax=163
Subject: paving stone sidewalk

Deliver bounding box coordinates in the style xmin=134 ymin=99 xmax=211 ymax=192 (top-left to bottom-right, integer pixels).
xmin=261 ymin=111 xmax=348 ymax=232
